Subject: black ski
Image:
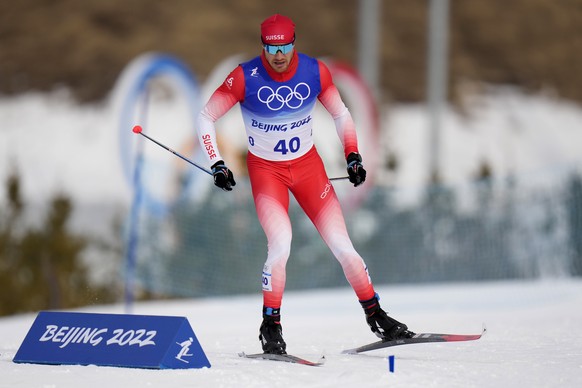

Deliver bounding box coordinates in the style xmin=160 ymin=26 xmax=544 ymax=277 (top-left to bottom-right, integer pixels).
xmin=342 ymin=327 xmax=486 ymax=354
xmin=238 ymin=352 xmax=325 ymax=366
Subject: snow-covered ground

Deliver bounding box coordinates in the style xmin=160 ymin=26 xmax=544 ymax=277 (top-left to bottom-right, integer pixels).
xmin=1 ymin=279 xmax=581 ymax=387
xmin=2 ymin=62 xmax=582 ymax=387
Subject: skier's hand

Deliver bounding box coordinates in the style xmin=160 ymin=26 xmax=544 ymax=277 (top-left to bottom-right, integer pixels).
xmin=211 ymin=160 xmax=236 ymax=191
xmin=346 ymin=152 xmax=366 ymax=187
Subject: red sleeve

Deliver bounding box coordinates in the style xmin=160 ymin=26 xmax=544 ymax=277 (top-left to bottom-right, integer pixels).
xmin=201 ymin=66 xmax=245 ymax=122
xmin=197 ymin=66 xmax=246 ymax=164
xmin=215 ymin=66 xmax=245 ymax=102
xmin=318 ymin=60 xmax=334 ymax=94
xmin=316 ymin=59 xmax=359 ymax=158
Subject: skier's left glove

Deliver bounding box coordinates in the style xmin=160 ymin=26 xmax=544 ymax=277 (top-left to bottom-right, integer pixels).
xmin=211 ymin=160 xmax=236 ymax=191
xmin=346 ymin=152 xmax=366 ymax=187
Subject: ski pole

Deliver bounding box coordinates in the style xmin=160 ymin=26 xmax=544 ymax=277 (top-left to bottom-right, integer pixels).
xmin=132 ymin=125 xmax=212 ymax=175
xmin=132 ymin=125 xmax=350 ymax=181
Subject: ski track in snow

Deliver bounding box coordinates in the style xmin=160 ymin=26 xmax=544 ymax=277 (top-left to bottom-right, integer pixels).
xmin=1 ymin=280 xmax=581 ymax=387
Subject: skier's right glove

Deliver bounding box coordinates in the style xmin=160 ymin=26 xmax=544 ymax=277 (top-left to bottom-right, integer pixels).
xmin=346 ymin=152 xmax=366 ymax=187
xmin=211 ymin=160 xmax=236 ymax=191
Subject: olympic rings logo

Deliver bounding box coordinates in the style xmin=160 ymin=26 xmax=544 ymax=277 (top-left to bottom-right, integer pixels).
xmin=257 ymin=82 xmax=311 ymax=111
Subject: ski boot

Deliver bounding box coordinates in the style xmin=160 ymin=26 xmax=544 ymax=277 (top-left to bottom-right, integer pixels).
xmin=259 ymin=307 xmax=287 ymax=354
xmin=360 ymin=294 xmax=414 ymax=340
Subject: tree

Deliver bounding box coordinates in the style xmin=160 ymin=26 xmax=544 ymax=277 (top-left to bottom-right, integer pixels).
xmin=0 ymin=171 xmax=116 ymax=316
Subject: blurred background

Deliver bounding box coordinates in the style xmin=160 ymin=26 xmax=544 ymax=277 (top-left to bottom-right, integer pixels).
xmin=1 ymin=0 xmax=582 ymax=316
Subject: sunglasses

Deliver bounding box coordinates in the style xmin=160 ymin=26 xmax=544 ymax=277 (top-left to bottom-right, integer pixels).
xmin=263 ymin=43 xmax=294 ymax=55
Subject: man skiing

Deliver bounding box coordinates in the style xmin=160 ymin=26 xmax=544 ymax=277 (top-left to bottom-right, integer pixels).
xmin=196 ymin=13 xmax=413 ymax=355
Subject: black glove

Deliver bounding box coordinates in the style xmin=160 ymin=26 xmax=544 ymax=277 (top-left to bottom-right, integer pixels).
xmin=346 ymin=152 xmax=366 ymax=187
xmin=211 ymin=160 xmax=236 ymax=191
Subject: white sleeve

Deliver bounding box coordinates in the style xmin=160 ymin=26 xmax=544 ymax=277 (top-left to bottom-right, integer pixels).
xmin=196 ymin=108 xmax=223 ymax=165
xmin=195 ymin=68 xmax=242 ymax=166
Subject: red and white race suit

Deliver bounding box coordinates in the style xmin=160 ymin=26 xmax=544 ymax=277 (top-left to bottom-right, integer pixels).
xmin=197 ymin=50 xmax=376 ymax=308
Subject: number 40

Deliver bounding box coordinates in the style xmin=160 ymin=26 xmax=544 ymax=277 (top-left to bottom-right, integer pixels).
xmin=274 ymin=137 xmax=300 ymax=155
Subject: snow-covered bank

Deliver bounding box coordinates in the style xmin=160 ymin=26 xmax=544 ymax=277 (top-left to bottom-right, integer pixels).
xmin=1 ymin=279 xmax=581 ymax=387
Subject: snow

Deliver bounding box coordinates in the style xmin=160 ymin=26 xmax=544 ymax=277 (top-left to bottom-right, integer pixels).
xmin=2 ymin=62 xmax=582 ymax=387
xmin=386 ymin=89 xmax=582 ymax=187
xmin=1 ymin=279 xmax=581 ymax=387
xmin=2 ymin=78 xmax=582 ymax=216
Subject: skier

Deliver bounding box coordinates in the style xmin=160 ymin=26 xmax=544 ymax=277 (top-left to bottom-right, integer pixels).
xmin=196 ymin=13 xmax=414 ymax=354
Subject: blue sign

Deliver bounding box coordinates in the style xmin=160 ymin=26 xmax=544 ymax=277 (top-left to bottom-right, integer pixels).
xmin=13 ymin=311 xmax=211 ymax=369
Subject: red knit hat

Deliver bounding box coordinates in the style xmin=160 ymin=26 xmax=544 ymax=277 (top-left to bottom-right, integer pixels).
xmin=261 ymin=14 xmax=295 ymax=45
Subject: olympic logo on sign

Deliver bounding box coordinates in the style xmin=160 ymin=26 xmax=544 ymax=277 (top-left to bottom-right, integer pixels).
xmin=257 ymin=82 xmax=311 ymax=111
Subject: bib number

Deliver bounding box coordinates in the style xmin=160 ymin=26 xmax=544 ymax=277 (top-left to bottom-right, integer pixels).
xmin=274 ymin=137 xmax=300 ymax=155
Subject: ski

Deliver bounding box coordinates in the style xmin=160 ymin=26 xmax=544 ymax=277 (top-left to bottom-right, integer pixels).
xmin=342 ymin=326 xmax=486 ymax=354
xmin=238 ymin=351 xmax=325 ymax=366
